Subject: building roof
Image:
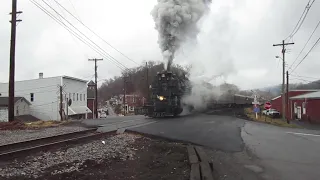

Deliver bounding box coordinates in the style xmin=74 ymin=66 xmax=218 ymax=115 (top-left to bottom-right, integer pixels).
xmin=88 ymin=80 xmax=95 ymax=86
xmin=62 ymin=76 xmax=88 ymax=83
xmin=271 ymin=89 xmax=320 ymax=101
xmin=290 ymin=91 xmax=320 ymax=100
xmin=0 ymin=97 xmax=31 ymax=107
xmin=0 ymin=75 xmax=89 ymax=84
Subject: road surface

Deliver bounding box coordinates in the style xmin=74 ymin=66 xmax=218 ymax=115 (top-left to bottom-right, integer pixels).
xmin=106 ymin=101 xmax=117 ymax=116
xmin=83 ymin=113 xmax=320 ymax=180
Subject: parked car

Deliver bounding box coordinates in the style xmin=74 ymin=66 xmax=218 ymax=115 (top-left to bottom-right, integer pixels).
xmin=99 ymin=112 xmax=107 ymax=118
xmin=263 ymin=109 xmax=280 ymax=118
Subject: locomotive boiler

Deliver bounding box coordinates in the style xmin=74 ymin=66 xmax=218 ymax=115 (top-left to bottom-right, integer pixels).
xmin=144 ymin=71 xmax=191 ymax=118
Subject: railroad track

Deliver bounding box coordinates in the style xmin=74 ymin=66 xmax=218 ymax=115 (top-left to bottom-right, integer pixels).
xmin=0 ymin=128 xmax=109 ymax=161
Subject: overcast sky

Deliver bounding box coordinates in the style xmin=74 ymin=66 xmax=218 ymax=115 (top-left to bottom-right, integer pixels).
xmin=0 ymin=0 xmax=319 ymax=90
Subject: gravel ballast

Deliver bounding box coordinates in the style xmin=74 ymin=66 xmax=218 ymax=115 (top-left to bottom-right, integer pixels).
xmin=0 ymin=133 xmax=138 ymax=178
xmin=0 ymin=126 xmax=88 ymax=146
xmin=0 ymin=133 xmax=190 ymax=180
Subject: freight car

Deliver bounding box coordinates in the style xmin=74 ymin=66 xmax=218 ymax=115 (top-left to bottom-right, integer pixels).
xmin=144 ymin=71 xmax=191 ymax=118
xmin=208 ymin=93 xmax=254 ymax=109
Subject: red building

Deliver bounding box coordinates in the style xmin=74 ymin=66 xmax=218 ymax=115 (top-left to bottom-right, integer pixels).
xmin=119 ymin=94 xmax=145 ymax=114
xmin=290 ymin=91 xmax=320 ymax=123
xmin=271 ymin=89 xmax=319 ymax=122
xmin=87 ymin=81 xmax=95 ymax=119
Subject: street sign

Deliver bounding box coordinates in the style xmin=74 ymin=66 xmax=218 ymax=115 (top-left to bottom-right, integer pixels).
xmin=264 ymin=102 xmax=271 ymax=109
xmin=253 ymin=107 xmax=260 ymax=113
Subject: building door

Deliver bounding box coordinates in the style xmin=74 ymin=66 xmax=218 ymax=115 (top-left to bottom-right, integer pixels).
xmin=297 ymin=106 xmax=302 ymax=119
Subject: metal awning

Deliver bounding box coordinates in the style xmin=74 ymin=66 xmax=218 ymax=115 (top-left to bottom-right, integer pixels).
xmin=68 ymin=106 xmax=92 ymax=115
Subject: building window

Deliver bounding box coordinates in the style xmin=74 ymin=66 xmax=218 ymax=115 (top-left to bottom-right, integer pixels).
xmin=30 ymin=93 xmax=34 ymax=102
xmin=80 ymin=94 xmax=82 ymax=101
xmin=84 ymin=94 xmax=86 ymax=100
xmin=77 ymin=93 xmax=79 ymax=101
xmin=302 ymin=102 xmax=306 ymax=115
xmin=73 ymin=93 xmax=75 ymax=101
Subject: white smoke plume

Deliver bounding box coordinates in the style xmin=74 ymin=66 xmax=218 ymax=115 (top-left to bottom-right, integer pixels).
xmin=178 ymin=0 xmax=242 ymax=113
xmin=151 ymin=0 xmax=212 ymax=70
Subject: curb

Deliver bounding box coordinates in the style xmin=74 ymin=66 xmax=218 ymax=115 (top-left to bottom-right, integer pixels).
xmin=188 ymin=145 xmax=215 ymax=180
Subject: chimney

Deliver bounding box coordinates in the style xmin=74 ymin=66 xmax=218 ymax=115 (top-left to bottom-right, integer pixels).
xmin=39 ymin=72 xmax=43 ymax=79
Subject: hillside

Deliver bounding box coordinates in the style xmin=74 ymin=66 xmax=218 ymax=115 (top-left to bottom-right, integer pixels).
xmin=97 ymin=61 xmax=190 ymax=102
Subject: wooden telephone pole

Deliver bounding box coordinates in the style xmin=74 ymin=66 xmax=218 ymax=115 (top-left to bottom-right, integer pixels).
xmin=273 ymin=40 xmax=294 ymax=122
xmin=59 ymin=86 xmax=64 ymax=120
xmin=8 ymin=0 xmax=22 ymax=122
xmin=146 ymin=62 xmax=149 ymax=102
xmin=123 ymin=75 xmax=127 ymax=116
xmin=286 ymin=71 xmax=289 ymax=124
xmin=88 ymin=58 xmax=103 ymax=119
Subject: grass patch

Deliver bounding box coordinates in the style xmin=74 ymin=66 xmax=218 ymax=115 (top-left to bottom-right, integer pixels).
xmin=244 ymin=108 xmax=301 ymax=128
xmin=24 ymin=120 xmax=64 ymax=128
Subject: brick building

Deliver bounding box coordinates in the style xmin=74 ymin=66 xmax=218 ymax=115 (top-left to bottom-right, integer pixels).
xmin=119 ymin=94 xmax=145 ymax=114
xmin=87 ymin=81 xmax=95 ymax=119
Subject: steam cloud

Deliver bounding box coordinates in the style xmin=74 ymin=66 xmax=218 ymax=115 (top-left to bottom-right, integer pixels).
xmin=151 ymin=0 xmax=212 ymax=70
xmin=178 ymin=0 xmax=240 ymax=113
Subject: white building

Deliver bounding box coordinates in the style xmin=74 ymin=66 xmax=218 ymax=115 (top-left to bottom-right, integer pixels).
xmin=0 ymin=97 xmax=31 ymax=122
xmin=0 ymin=73 xmax=92 ymax=121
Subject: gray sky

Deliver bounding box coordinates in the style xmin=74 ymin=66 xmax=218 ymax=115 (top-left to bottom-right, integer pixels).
xmin=0 ymin=0 xmax=319 ymax=90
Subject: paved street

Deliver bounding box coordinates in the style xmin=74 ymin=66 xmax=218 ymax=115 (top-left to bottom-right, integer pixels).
xmin=106 ymin=101 xmax=117 ymax=116
xmin=82 ymin=113 xmax=320 ymax=180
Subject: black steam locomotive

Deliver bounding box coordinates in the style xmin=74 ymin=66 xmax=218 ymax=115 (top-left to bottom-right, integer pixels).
xmin=144 ymin=71 xmax=191 ymax=118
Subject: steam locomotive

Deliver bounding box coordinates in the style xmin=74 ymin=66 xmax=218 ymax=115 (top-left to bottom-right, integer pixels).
xmin=144 ymin=71 xmax=191 ymax=118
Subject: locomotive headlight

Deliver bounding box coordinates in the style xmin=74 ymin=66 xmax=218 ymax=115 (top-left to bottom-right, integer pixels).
xmin=158 ymin=96 xmax=165 ymax=101
xmin=161 ymin=74 xmax=165 ymax=78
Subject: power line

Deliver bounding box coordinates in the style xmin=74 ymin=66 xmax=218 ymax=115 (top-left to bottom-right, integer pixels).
xmin=285 ymin=0 xmax=315 ymax=41
xmin=291 ymin=74 xmax=320 ymax=80
xmin=53 ymin=0 xmax=138 ymax=65
xmin=289 ymin=18 xmax=320 ymax=70
xmin=67 ymin=0 xmax=82 ymax=21
xmin=290 ymin=36 xmax=320 ymax=74
xmin=40 ymin=0 xmax=129 ymax=71
xmin=29 ymin=0 xmax=128 ymax=72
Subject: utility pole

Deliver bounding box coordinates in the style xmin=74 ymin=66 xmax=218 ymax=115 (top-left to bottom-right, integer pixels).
xmin=123 ymin=76 xmax=127 ymax=116
xmin=8 ymin=0 xmax=22 ymax=122
xmin=286 ymin=71 xmax=289 ymax=124
xmin=88 ymin=58 xmax=103 ymax=118
xmin=59 ymin=86 xmax=63 ymax=121
xmin=273 ymin=40 xmax=294 ymax=122
xmin=146 ymin=62 xmax=149 ymax=102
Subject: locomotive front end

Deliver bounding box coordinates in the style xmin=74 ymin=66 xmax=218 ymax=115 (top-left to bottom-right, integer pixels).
xmin=146 ymin=71 xmax=184 ymax=117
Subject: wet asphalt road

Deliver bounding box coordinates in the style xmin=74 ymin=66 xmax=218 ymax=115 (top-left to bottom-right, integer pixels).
xmin=82 ymin=113 xmax=320 ymax=180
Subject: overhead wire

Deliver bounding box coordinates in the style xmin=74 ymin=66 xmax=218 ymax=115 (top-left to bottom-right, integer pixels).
xmin=40 ymin=0 xmax=129 ymax=72
xmin=53 ymin=0 xmax=139 ymax=65
xmin=290 ymin=35 xmax=320 ymax=74
xmin=29 ymin=0 xmax=129 ymax=72
xmin=290 ymin=74 xmax=319 ymax=80
xmin=67 ymin=0 xmax=82 ymax=21
xmin=285 ymin=0 xmax=315 ymax=41
xmin=288 ymin=18 xmax=320 ymax=71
